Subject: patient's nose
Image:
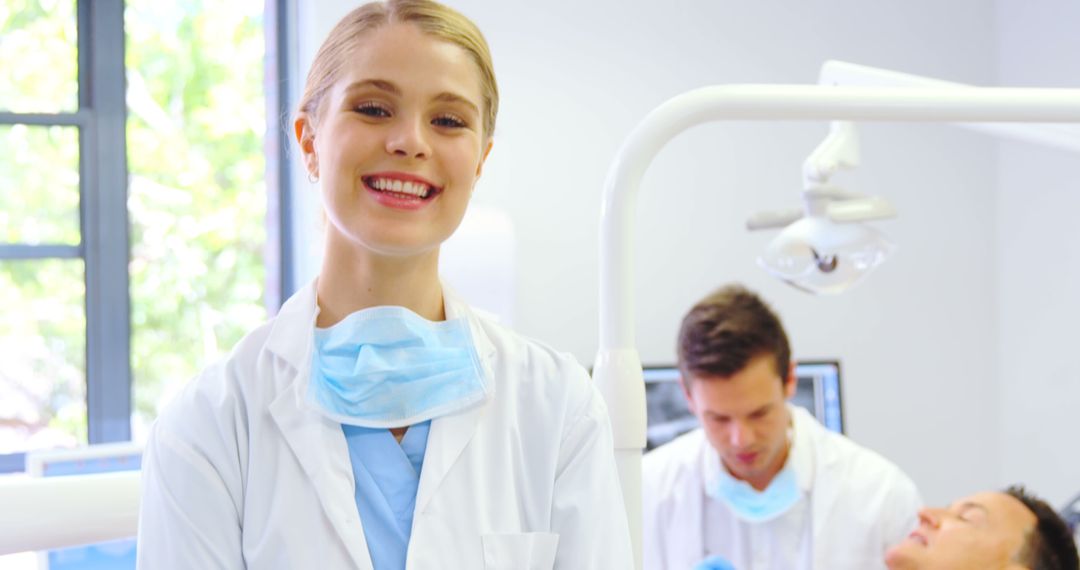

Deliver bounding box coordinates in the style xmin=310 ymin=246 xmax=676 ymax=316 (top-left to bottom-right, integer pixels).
xmin=918 ymin=507 xmax=943 ymax=528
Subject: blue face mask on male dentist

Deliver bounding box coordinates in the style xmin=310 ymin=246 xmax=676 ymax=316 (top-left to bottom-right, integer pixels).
xmin=308 ymin=305 xmax=488 ymax=428
xmin=707 ymin=443 xmax=801 ymax=523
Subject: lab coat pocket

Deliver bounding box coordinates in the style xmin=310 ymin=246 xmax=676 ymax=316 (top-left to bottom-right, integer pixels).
xmin=481 ymin=531 xmax=560 ymax=570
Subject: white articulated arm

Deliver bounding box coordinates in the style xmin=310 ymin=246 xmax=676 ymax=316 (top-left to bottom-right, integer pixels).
xmin=819 ymin=60 xmax=1080 ymax=154
xmin=0 ymin=471 xmax=141 ymax=554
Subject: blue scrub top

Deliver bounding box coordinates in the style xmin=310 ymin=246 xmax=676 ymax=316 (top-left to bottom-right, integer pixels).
xmin=342 ymin=420 xmax=431 ymax=570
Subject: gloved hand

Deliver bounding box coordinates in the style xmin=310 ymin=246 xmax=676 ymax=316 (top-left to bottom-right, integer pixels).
xmin=693 ymin=555 xmax=736 ymax=570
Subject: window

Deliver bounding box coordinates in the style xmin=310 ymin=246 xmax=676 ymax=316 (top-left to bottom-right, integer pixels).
xmin=0 ymin=0 xmax=292 ymax=472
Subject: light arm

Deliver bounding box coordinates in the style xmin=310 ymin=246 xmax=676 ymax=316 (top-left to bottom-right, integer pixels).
xmin=0 ymin=471 xmax=141 ymax=554
xmin=819 ymin=60 xmax=1080 ymax=153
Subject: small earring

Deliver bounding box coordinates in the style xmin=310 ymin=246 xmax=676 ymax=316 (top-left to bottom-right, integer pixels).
xmin=307 ymin=171 xmax=319 ymax=184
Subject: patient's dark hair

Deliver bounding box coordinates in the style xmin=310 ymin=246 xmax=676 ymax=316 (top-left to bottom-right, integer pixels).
xmin=677 ymin=284 xmax=790 ymax=384
xmin=1005 ymin=485 xmax=1079 ymax=570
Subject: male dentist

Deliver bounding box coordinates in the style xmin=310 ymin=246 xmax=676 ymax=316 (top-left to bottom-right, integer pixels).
xmin=643 ymin=284 xmax=922 ymax=569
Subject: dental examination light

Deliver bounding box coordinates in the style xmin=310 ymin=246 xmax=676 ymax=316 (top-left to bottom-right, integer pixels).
xmin=751 ymin=120 xmax=898 ymax=294
xmin=594 ymin=60 xmax=1080 ymax=569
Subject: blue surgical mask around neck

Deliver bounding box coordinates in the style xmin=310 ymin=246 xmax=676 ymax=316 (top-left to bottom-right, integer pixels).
xmin=308 ymin=305 xmax=489 ymax=428
xmin=707 ymin=439 xmax=801 ymax=524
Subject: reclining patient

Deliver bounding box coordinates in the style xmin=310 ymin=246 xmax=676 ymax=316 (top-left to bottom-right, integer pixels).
xmin=885 ymin=485 xmax=1078 ymax=570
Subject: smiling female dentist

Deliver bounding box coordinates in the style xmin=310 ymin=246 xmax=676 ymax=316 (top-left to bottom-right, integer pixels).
xmin=135 ymin=2 xmax=632 ymax=568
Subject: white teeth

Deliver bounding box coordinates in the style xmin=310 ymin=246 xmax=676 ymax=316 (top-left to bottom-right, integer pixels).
xmin=369 ymin=177 xmax=432 ymax=198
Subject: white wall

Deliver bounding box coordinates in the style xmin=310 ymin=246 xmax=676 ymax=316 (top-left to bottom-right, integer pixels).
xmin=297 ymin=0 xmax=1011 ymax=505
xmin=996 ymin=0 xmax=1080 ymax=507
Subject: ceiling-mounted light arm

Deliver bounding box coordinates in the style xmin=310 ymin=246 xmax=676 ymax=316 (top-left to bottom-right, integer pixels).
xmin=819 ymin=60 xmax=1080 ymax=154
xmin=803 ymin=120 xmax=860 ymax=188
xmin=596 ymin=81 xmax=1080 ymax=570
xmin=600 ymin=83 xmax=1080 ymax=350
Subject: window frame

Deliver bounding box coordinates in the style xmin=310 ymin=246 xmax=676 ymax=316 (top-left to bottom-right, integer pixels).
xmin=0 ymin=0 xmax=293 ymax=473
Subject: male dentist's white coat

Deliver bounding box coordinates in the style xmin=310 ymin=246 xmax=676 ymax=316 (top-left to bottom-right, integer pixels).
xmin=137 ymin=281 xmax=632 ymax=569
xmin=643 ymin=406 xmax=920 ymax=570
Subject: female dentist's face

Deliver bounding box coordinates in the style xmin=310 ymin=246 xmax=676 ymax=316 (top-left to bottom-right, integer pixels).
xmin=298 ymin=22 xmax=492 ymax=259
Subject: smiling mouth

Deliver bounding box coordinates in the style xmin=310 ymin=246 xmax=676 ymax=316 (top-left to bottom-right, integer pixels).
xmin=362 ymin=175 xmax=442 ymax=201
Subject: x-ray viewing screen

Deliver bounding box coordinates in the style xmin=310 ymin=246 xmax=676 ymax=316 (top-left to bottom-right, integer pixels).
xmin=644 ymin=361 xmax=844 ymax=451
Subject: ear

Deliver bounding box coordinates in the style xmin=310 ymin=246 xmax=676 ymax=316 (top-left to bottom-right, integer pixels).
xmin=294 ymin=114 xmax=318 ymax=178
xmin=474 ymin=138 xmax=494 ymax=178
xmin=782 ymin=361 xmax=798 ymax=399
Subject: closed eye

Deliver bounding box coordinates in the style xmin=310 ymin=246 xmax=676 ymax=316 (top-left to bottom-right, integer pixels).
xmin=955 ymin=503 xmax=988 ymax=523
xmin=957 ymin=512 xmax=983 ymax=524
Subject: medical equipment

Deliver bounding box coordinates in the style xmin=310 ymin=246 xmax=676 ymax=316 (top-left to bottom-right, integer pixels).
xmin=310 ymin=305 xmax=488 ymax=428
xmin=594 ymin=60 xmax=1080 ymax=568
xmin=708 ymin=456 xmax=801 ymax=524
xmin=0 ymin=443 xmax=143 ymax=565
xmin=750 ymin=120 xmax=897 ymax=294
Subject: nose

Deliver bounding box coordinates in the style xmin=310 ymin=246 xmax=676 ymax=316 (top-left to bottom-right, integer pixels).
xmin=918 ymin=507 xmax=943 ymax=528
xmin=728 ymin=421 xmax=755 ymax=448
xmin=385 ymin=115 xmax=431 ymax=160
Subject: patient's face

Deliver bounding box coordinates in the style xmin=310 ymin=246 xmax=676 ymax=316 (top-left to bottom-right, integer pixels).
xmin=885 ymin=491 xmax=1035 ymax=570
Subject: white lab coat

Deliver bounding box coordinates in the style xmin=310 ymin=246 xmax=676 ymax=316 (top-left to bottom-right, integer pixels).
xmin=136 ymin=281 xmax=632 ymax=569
xmin=643 ymin=406 xmax=921 ymax=570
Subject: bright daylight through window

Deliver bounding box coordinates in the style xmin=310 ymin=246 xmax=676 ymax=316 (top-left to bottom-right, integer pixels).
xmin=0 ymin=0 xmax=271 ymax=468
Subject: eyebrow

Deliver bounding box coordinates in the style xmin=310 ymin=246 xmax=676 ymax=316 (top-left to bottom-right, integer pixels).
xmin=343 ymin=79 xmax=480 ymax=115
xmin=344 ymin=78 xmax=401 ymax=96
xmin=704 ymin=404 xmax=771 ymax=420
xmin=749 ymin=403 xmax=773 ymax=415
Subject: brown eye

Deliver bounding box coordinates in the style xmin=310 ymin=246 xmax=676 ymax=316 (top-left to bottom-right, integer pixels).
xmin=354 ymin=102 xmax=391 ymax=118
xmin=432 ymin=114 xmax=466 ymax=128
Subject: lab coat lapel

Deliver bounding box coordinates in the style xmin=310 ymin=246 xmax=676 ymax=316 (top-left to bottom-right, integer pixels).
xmin=265 ymin=281 xmax=374 ymax=570
xmin=792 ymin=406 xmax=835 ymax=570
xmin=789 ymin=406 xmax=819 ymax=568
xmin=270 ymin=394 xmax=374 ymax=570
xmin=414 ymin=289 xmax=496 ymax=515
xmin=675 ymin=477 xmax=706 ymax=568
xmin=414 ymin=400 xmax=486 ymax=515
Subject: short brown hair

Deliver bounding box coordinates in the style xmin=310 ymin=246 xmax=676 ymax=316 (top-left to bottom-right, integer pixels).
xmin=297 ymin=0 xmax=499 ymax=137
xmin=1005 ymin=485 xmax=1079 ymax=570
xmin=677 ymin=284 xmax=791 ymax=383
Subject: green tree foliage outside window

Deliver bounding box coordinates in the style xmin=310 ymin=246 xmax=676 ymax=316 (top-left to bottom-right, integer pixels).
xmin=0 ymin=0 xmax=86 ymax=452
xmin=126 ymin=0 xmax=267 ymax=438
xmin=0 ymin=0 xmax=268 ymax=452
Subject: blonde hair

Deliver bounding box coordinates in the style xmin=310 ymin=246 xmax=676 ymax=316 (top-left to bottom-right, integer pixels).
xmin=297 ymin=0 xmax=499 ymax=137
